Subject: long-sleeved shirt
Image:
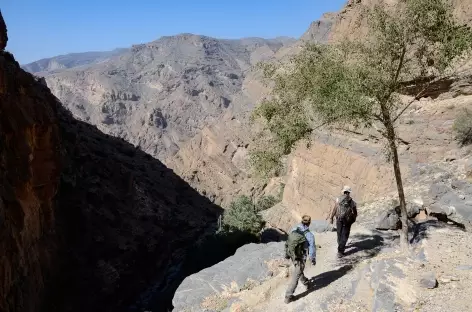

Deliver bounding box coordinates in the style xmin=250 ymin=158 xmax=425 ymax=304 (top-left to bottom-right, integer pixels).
xmin=291 ymin=223 xmax=316 ymax=261
xmin=328 ymin=195 xmax=357 ymax=222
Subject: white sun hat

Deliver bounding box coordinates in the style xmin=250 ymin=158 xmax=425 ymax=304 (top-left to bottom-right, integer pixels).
xmin=342 ymin=185 xmax=352 ymax=193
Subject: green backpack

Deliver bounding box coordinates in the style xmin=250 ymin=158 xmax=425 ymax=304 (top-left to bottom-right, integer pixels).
xmin=285 ymin=228 xmax=309 ymax=261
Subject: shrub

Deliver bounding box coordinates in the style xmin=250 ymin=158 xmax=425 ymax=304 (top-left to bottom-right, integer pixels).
xmin=256 ymin=195 xmax=279 ymax=212
xmin=222 ymin=195 xmax=264 ymax=235
xmin=453 ymin=108 xmax=472 ymax=146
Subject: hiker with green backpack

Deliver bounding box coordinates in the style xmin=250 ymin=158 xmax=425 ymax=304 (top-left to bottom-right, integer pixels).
xmin=328 ymin=185 xmax=358 ymax=258
xmin=284 ymin=215 xmax=316 ymax=304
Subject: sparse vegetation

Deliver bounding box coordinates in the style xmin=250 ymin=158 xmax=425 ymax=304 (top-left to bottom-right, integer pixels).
xmin=222 ymin=194 xmax=282 ymax=234
xmin=251 ymin=0 xmax=472 ymax=247
xmin=256 ymin=195 xmax=278 ymax=212
xmin=453 ymin=108 xmax=472 ymax=145
xmin=222 ymin=195 xmax=264 ymax=235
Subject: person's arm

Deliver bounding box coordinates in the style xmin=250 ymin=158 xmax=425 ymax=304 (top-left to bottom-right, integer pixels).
xmin=352 ymin=200 xmax=358 ymax=217
xmin=306 ymin=231 xmax=316 ymax=263
xmin=328 ymin=199 xmax=338 ymax=223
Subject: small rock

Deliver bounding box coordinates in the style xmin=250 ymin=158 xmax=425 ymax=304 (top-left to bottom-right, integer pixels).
xmin=420 ymin=272 xmax=438 ymax=289
xmin=439 ymin=274 xmax=459 ymax=283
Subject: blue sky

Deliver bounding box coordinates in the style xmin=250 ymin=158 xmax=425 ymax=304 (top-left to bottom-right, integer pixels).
xmin=2 ymin=0 xmax=346 ymax=64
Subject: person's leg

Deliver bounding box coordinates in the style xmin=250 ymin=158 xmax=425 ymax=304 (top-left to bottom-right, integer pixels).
xmin=345 ymin=222 xmax=352 ymax=247
xmin=336 ymin=219 xmax=342 ymax=251
xmin=285 ymin=260 xmax=303 ymax=301
xmin=298 ymin=261 xmax=308 ymax=285
xmin=338 ymin=221 xmax=349 ymax=253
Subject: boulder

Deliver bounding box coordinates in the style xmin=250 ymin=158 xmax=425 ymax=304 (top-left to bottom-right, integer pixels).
xmin=428 ymin=183 xmax=452 ymax=201
xmin=375 ymin=208 xmax=401 ymax=230
xmin=451 ymin=179 xmax=471 ymax=190
xmin=407 ymin=202 xmax=422 ymax=219
xmin=172 ymin=242 xmax=284 ymax=312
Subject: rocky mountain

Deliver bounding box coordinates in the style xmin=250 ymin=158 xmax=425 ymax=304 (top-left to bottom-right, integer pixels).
xmin=30 ymin=0 xmax=472 ymax=214
xmin=21 ymin=48 xmax=128 ymax=73
xmin=0 ymin=13 xmax=222 ymax=312
xmin=168 ymin=0 xmax=472 ymax=215
xmin=39 ymin=35 xmax=295 ymax=159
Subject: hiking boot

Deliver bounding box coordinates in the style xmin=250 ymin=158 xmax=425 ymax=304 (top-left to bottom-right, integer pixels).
xmin=337 ymin=251 xmax=345 ymax=258
xmin=303 ymin=281 xmax=314 ymax=290
xmin=284 ymin=296 xmax=294 ymax=304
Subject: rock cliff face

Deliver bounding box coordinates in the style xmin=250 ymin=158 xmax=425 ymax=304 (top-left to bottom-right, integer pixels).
xmin=0 ymin=13 xmax=220 ymax=312
xmin=0 ymin=16 xmax=61 ymax=312
xmin=328 ymin=0 xmax=472 ymax=43
xmin=167 ymin=0 xmax=472 ymax=226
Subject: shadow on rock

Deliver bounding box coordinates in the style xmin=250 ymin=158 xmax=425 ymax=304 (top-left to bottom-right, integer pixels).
xmin=339 ymin=232 xmax=392 ymax=267
xmin=409 ymin=219 xmax=466 ymax=244
xmin=293 ymin=265 xmax=354 ymax=301
xmin=261 ymin=228 xmax=288 ymax=243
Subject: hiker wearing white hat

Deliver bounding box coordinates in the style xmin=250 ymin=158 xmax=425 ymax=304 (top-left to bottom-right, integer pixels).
xmin=327 ymin=185 xmax=357 ymax=257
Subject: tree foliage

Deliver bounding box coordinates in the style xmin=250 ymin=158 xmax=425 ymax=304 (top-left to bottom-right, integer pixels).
xmin=251 ymin=0 xmax=472 ymax=245
xmin=222 ymin=195 xmax=264 ymax=235
xmin=222 ymin=194 xmax=281 ymax=234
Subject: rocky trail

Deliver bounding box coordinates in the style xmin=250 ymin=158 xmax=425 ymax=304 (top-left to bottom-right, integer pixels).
xmin=241 ymin=226 xmax=395 ymax=312
xmin=173 ymin=201 xmax=472 ymax=312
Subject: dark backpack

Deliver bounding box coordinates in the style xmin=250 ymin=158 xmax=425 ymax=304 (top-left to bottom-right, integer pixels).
xmin=337 ymin=194 xmax=355 ymax=222
xmin=285 ymin=228 xmax=309 ymax=261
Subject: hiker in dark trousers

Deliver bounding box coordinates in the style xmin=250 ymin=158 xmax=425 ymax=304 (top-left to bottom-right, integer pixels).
xmin=328 ymin=186 xmax=357 ymax=257
xmin=284 ymin=215 xmax=316 ymax=304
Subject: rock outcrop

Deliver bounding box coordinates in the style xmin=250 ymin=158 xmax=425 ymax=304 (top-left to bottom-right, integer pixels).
xmin=172 ymin=242 xmax=285 ymax=312
xmin=0 ymin=10 xmax=6 ymax=51
xmin=0 ymin=13 xmax=221 ymax=312
xmin=0 ymin=13 xmax=61 ymax=312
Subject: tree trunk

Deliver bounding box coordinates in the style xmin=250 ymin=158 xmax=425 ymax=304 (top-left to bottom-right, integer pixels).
xmin=381 ymin=106 xmax=409 ymax=249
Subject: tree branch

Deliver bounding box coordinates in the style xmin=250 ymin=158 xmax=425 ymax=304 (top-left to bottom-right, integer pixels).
xmin=332 ymin=124 xmax=409 ymax=145
xmin=391 ymin=77 xmax=440 ymax=123
xmin=393 ymin=45 xmax=407 ymax=86
xmin=372 ymin=113 xmax=384 ymax=123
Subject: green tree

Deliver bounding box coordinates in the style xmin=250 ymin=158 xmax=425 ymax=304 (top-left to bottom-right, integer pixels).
xmin=251 ymin=0 xmax=472 ymax=247
xmin=222 ymin=195 xmax=264 ymax=235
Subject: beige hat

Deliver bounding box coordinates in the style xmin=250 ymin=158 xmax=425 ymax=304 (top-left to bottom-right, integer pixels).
xmin=342 ymin=185 xmax=352 ymax=193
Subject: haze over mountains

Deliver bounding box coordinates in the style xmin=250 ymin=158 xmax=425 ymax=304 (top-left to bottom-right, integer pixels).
xmin=23 ymin=35 xmax=296 ymax=160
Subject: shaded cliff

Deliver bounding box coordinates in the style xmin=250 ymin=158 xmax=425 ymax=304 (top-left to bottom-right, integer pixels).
xmin=0 ymin=11 xmax=221 ymax=312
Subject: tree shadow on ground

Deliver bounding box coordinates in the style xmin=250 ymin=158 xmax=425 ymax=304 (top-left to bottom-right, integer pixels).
xmin=293 ymin=265 xmax=354 ymax=301
xmin=339 ymin=232 xmax=393 ymax=266
xmin=409 ymin=219 xmax=466 ymax=244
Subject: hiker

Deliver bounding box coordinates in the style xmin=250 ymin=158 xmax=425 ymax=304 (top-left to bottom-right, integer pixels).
xmin=284 ymin=215 xmax=316 ymax=304
xmin=328 ymin=185 xmax=357 ymax=257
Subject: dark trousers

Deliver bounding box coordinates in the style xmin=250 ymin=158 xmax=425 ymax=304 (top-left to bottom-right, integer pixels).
xmin=336 ymin=219 xmax=352 ymax=253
